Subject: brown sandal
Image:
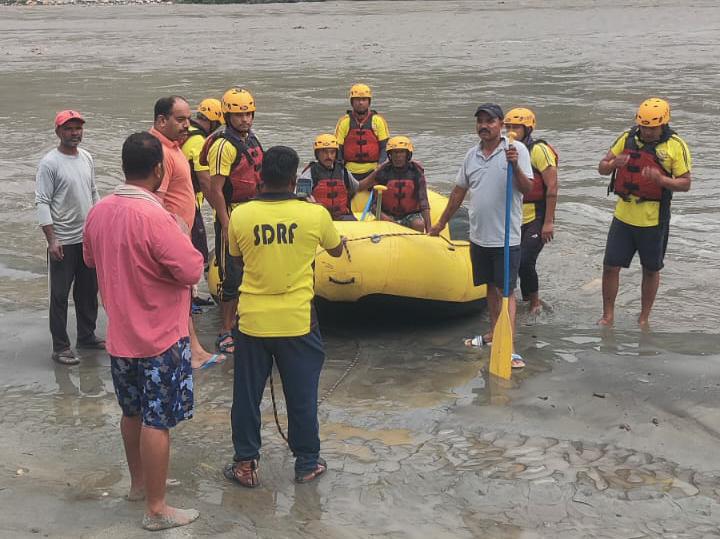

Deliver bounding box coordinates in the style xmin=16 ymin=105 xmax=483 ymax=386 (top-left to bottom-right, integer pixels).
xmin=223 ymin=459 xmax=259 ymax=488
xmin=295 ymin=457 xmax=327 ymax=484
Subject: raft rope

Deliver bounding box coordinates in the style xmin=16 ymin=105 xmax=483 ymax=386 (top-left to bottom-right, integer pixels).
xmin=269 ymin=337 xmax=363 ymax=446
xmin=268 ymin=232 xmax=457 ymax=446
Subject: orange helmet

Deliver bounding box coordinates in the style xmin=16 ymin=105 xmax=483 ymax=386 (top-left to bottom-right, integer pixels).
xmin=636 ymin=97 xmax=670 ymax=127
xmin=221 ymin=88 xmax=256 ymax=114
xmin=349 ymin=83 xmax=372 ymax=99
xmin=197 ymin=98 xmax=223 ymax=124
xmin=504 ymin=107 xmax=536 ymax=130
xmin=313 ymin=133 xmax=339 ymax=151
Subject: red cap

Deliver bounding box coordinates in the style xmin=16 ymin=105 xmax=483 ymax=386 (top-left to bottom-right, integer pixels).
xmin=54 ymin=110 xmax=85 ymax=127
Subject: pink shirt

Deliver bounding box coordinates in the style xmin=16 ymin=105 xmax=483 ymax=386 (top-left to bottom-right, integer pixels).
xmin=149 ymin=127 xmax=196 ymax=229
xmin=83 ymin=187 xmax=203 ymax=358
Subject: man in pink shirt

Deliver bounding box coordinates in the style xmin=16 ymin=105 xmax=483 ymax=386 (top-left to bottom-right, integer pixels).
xmin=83 ymin=132 xmax=203 ymax=532
xmin=149 ymin=96 xmax=223 ymax=369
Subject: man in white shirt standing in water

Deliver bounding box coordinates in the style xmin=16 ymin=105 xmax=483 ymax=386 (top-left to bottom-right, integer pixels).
xmin=35 ymin=110 xmax=104 ymax=365
xmin=430 ymin=103 xmax=534 ymax=368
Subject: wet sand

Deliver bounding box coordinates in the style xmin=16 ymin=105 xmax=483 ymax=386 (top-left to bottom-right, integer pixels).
xmin=2 ymin=306 xmax=719 ymax=538
xmin=2 ymin=0 xmax=720 ymax=536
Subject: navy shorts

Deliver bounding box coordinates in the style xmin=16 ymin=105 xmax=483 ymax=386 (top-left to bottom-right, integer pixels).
xmin=603 ymin=217 xmax=669 ymax=272
xmin=469 ymin=242 xmax=521 ymax=290
xmin=110 ymin=337 xmax=194 ymax=429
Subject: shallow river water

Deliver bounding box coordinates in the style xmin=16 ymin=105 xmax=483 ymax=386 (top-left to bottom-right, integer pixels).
xmin=1 ymin=1 xmax=720 ymax=538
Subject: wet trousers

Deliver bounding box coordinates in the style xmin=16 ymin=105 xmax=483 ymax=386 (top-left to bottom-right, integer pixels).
xmin=231 ymin=326 xmax=325 ymax=474
xmin=48 ymin=242 xmax=98 ymax=352
xmin=519 ymin=218 xmax=545 ymax=300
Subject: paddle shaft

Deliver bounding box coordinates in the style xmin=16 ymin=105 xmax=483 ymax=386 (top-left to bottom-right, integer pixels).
xmin=360 ymin=189 xmax=374 ymax=221
xmin=503 ymin=147 xmax=513 ymax=297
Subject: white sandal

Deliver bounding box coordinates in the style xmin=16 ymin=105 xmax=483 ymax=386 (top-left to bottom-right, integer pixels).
xmin=464 ymin=335 xmax=490 ymax=348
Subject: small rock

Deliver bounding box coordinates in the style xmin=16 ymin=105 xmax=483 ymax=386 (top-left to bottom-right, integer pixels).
xmin=16 ymin=468 xmax=29 ymax=476
xmin=537 ymin=395 xmax=548 ymax=400
xmin=651 ymin=418 xmax=659 ymax=426
xmin=592 ymin=392 xmax=606 ymax=398
xmin=637 ymin=378 xmax=650 ymax=383
xmin=619 ymin=423 xmax=631 ymax=431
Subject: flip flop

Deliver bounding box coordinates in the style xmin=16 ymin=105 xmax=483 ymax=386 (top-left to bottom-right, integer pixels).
xmin=464 ymin=335 xmax=490 ymax=348
xmin=195 ymin=353 xmax=226 ymax=371
xmin=511 ymin=353 xmax=526 ymax=369
xmin=216 ymin=332 xmax=235 ymax=354
xmin=52 ymin=349 xmax=80 ymax=365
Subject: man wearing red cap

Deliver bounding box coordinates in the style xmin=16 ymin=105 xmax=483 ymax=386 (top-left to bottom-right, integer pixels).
xmin=35 ymin=110 xmax=104 ymax=365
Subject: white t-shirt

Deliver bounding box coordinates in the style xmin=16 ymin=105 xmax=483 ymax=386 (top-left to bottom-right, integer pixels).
xmin=455 ymin=137 xmax=533 ymax=247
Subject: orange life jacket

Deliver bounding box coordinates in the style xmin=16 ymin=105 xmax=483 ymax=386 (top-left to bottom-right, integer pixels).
xmin=199 ymin=127 xmax=263 ymax=204
xmin=303 ymin=162 xmax=352 ymax=218
xmin=610 ymin=127 xmax=673 ymax=202
xmin=524 ymin=139 xmax=559 ymax=203
xmin=343 ymin=110 xmax=380 ymax=164
xmin=376 ymin=163 xmax=423 ymax=217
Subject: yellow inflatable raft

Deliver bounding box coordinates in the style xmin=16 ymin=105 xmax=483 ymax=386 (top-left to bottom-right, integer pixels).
xmin=207 ymin=189 xmax=486 ymax=316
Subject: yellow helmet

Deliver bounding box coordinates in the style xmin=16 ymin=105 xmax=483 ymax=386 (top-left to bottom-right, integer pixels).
xmin=636 ymin=97 xmax=670 ymax=127
xmin=313 ymin=133 xmax=339 ymax=151
xmin=386 ymin=135 xmax=414 ymax=154
xmin=197 ymin=98 xmax=223 ymax=123
xmin=222 ymin=88 xmax=256 ymax=114
xmin=349 ymin=83 xmax=372 ymax=99
xmin=504 ymin=107 xmax=536 ymax=130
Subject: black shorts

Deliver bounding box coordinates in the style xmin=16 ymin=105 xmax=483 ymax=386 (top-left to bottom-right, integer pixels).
xmin=603 ymin=217 xmax=669 ymax=272
xmin=469 ymin=242 xmax=521 ymax=291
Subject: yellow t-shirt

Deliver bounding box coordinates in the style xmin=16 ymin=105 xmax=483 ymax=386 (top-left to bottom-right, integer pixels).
xmin=182 ymin=132 xmax=209 ymax=207
xmin=228 ymin=195 xmax=342 ymax=337
xmin=522 ymin=142 xmax=557 ymax=225
xmin=207 ymin=137 xmax=239 ymax=178
xmin=335 ymin=113 xmax=390 ymax=175
xmin=181 ymin=131 xmax=210 ymax=173
xmin=609 ymin=131 xmax=692 ymax=227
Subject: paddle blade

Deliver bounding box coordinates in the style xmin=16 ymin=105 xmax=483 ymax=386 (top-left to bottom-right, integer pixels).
xmin=489 ymin=297 xmax=513 ymax=380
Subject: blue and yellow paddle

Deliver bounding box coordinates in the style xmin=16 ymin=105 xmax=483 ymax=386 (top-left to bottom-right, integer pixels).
xmin=489 ymin=133 xmax=516 ymax=380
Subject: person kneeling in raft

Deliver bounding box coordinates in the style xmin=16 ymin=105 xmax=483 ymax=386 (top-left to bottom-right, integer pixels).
xmin=363 ymin=136 xmax=432 ymax=232
xmin=297 ymin=134 xmax=375 ymax=220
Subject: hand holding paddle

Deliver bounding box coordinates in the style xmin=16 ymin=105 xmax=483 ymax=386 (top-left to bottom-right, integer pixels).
xmin=489 ymin=133 xmax=516 ymax=381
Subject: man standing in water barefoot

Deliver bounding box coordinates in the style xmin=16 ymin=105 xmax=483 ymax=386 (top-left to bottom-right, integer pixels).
xmin=503 ymin=107 xmax=559 ymax=315
xmin=429 ymin=104 xmax=533 ymax=368
xmin=84 ymin=132 xmax=202 ymax=531
xmin=150 ymin=96 xmax=224 ymax=369
xmin=597 ymin=98 xmax=691 ymax=328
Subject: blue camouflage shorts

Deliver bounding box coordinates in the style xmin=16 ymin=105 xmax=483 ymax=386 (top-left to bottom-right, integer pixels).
xmin=110 ymin=337 xmax=194 ymax=429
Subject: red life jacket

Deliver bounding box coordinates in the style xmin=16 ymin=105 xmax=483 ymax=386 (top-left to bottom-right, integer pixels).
xmin=342 ymin=110 xmax=380 ymax=164
xmin=199 ymin=127 xmax=263 ymax=204
xmin=304 ymin=162 xmax=352 ymax=218
xmin=610 ymin=127 xmax=673 ymax=202
xmin=376 ymin=163 xmax=423 ymax=217
xmin=523 ymin=139 xmax=559 ymax=203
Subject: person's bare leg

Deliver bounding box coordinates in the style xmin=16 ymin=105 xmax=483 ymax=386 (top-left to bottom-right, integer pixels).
xmin=121 ymin=415 xmax=144 ymax=500
xmin=141 ymin=426 xmax=197 ymax=525
xmin=527 ymin=291 xmax=542 ymax=315
xmin=598 ymin=265 xmax=620 ymax=326
xmin=189 ymin=316 xmax=216 ymax=369
xmin=509 ymin=293 xmax=518 ymax=354
xmin=485 ymin=285 xmax=502 ymax=342
xmin=409 ymin=217 xmax=425 ymax=232
xmin=639 ymin=268 xmax=660 ymax=328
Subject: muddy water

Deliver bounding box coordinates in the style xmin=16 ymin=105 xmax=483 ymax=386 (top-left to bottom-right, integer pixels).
xmin=1 ymin=1 xmax=720 ymax=537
